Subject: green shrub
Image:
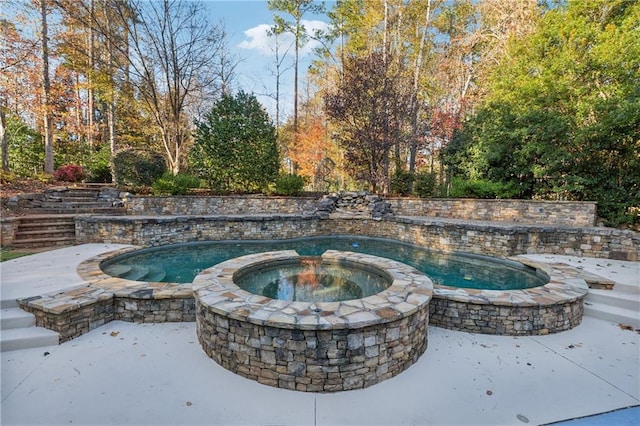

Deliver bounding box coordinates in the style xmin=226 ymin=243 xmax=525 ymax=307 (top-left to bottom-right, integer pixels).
xmin=414 ymin=172 xmax=436 ymax=198
xmin=0 ymin=171 xmax=16 ymax=185
xmin=274 ymin=173 xmax=306 ymax=195
xmin=449 ymin=177 xmax=520 ymax=199
xmin=113 ymin=149 xmax=166 ymax=187
xmin=151 ymin=173 xmax=201 ymax=195
xmin=86 ymin=147 xmax=113 ymax=183
xmin=390 ymin=171 xmax=414 ymax=196
xmin=6 ymin=115 xmax=43 ymax=177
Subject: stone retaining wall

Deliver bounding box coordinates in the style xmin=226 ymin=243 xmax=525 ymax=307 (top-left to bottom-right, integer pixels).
xmin=388 ymin=198 xmax=597 ymax=226
xmin=126 ymin=195 xmax=318 ymax=216
xmin=75 ymin=215 xmax=639 ymax=261
xmin=0 ymin=217 xmax=16 ymax=246
xmin=429 ymin=296 xmax=583 ymax=335
xmin=124 ymin=196 xmax=598 ymax=226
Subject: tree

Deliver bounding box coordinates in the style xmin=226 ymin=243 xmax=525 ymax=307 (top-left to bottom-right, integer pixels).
xmin=39 ymin=0 xmax=54 ymax=174
xmin=268 ymin=0 xmax=324 ymax=135
xmin=67 ymin=0 xmax=228 ymax=174
xmin=325 ymin=52 xmax=409 ymax=193
xmin=443 ymin=0 xmax=640 ymax=225
xmin=191 ymin=92 xmax=279 ymax=193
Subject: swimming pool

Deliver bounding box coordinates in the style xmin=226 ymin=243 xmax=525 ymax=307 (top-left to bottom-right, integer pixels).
xmin=100 ymin=236 xmax=548 ymax=291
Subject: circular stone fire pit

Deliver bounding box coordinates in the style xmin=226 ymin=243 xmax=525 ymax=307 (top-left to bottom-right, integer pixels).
xmin=193 ymin=250 xmax=433 ymax=392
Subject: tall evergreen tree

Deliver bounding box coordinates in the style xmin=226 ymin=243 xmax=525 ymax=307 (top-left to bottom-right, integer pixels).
xmin=191 ymin=92 xmax=279 ymax=193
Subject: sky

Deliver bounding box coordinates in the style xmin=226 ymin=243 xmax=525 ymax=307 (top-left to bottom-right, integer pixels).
xmin=205 ymin=0 xmax=332 ymax=122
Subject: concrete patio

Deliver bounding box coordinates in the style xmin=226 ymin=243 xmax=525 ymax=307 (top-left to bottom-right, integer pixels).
xmin=1 ymin=244 xmax=639 ymax=425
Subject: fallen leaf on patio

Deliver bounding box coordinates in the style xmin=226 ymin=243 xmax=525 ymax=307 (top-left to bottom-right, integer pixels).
xmin=110 ymin=331 xmax=119 ymax=337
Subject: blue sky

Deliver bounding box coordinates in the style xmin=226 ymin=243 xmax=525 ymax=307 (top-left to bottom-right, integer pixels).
xmin=205 ymin=1 xmax=332 ymax=122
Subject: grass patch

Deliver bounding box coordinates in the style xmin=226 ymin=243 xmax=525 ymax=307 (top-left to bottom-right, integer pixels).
xmin=0 ymin=248 xmax=35 ymax=262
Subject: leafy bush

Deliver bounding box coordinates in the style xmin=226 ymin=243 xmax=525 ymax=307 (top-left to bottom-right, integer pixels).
xmin=414 ymin=172 xmax=436 ymax=198
xmin=54 ymin=164 xmax=86 ymax=182
xmin=151 ymin=173 xmax=201 ymax=195
xmin=449 ymin=177 xmax=520 ymax=199
xmin=0 ymin=171 xmax=16 ymax=185
xmin=274 ymin=173 xmax=306 ymax=195
xmin=390 ymin=171 xmax=413 ymax=196
xmin=6 ymin=114 xmax=43 ymax=177
xmin=85 ymin=147 xmax=113 ymax=183
xmin=113 ymin=149 xmax=166 ymax=187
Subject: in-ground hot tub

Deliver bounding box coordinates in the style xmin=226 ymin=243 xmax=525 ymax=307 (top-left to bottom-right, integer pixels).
xmin=193 ymin=250 xmax=433 ymax=392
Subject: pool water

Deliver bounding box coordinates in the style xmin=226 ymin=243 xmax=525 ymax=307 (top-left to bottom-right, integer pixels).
xmin=100 ymin=236 xmax=548 ymax=290
xmin=235 ymin=257 xmax=391 ymax=302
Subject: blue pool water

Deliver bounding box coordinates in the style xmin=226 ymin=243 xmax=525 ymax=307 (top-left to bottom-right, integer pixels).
xmin=100 ymin=236 xmax=548 ymax=290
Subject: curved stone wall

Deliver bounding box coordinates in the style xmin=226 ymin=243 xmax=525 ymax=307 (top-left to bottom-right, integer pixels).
xmin=429 ymin=261 xmax=588 ymax=335
xmin=193 ymin=251 xmax=433 ymax=392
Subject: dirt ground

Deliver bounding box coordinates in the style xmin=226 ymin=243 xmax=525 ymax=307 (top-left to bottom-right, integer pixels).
xmin=0 ymin=178 xmax=59 ymax=199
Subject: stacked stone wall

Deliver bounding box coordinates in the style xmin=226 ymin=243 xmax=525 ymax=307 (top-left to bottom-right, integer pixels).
xmin=0 ymin=217 xmax=16 ymax=246
xmin=21 ymin=299 xmax=115 ymax=342
xmin=114 ymin=295 xmax=195 ymax=324
xmin=125 ymin=196 xmax=597 ymax=226
xmin=21 ymin=291 xmax=195 ymax=343
xmin=196 ymin=302 xmax=429 ymax=392
xmin=428 ymin=297 xmax=584 ymax=335
xmin=126 ymin=195 xmax=318 ymax=216
xmin=388 ymin=198 xmax=596 ymax=226
xmin=76 ymin=215 xmax=639 ymax=260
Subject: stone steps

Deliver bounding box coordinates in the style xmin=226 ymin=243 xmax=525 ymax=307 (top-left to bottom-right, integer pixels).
xmin=0 ymin=307 xmax=60 ymax=352
xmin=11 ymin=186 xmax=127 ymax=217
xmin=11 ymin=236 xmax=77 ymax=249
xmin=12 ymin=216 xmax=77 ymax=249
xmin=22 ymin=207 xmax=126 ymax=215
xmin=584 ymin=286 xmax=640 ymax=328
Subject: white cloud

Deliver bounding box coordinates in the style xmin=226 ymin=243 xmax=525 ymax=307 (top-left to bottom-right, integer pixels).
xmin=238 ymin=20 xmax=329 ymax=57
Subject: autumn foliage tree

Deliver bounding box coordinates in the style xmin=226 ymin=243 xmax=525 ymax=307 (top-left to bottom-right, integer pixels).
xmin=325 ymin=51 xmax=409 ymax=193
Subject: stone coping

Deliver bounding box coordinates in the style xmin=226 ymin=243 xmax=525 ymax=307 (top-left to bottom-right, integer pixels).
xmin=16 ymin=244 xmax=589 ymax=339
xmin=192 ymin=250 xmax=433 ymax=330
xmin=21 ymin=245 xmax=588 ymax=319
xmin=432 ymin=258 xmax=588 ymax=307
xmin=20 ymin=246 xmax=191 ymax=315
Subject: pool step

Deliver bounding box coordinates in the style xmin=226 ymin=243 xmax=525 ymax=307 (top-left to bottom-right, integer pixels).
xmin=144 ymin=266 xmax=167 ymax=282
xmin=0 ymin=307 xmax=60 ymax=352
xmin=103 ymin=264 xmax=166 ymax=282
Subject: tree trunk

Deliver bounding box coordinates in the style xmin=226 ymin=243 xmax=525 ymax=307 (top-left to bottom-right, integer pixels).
xmin=105 ymin=1 xmax=117 ymax=183
xmin=87 ymin=0 xmax=95 ymax=149
xmin=293 ymin=13 xmax=300 ymax=134
xmin=40 ymin=0 xmax=54 ymax=174
xmin=0 ymin=101 xmax=8 ymax=172
xmin=409 ymin=0 xmax=432 ymax=190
